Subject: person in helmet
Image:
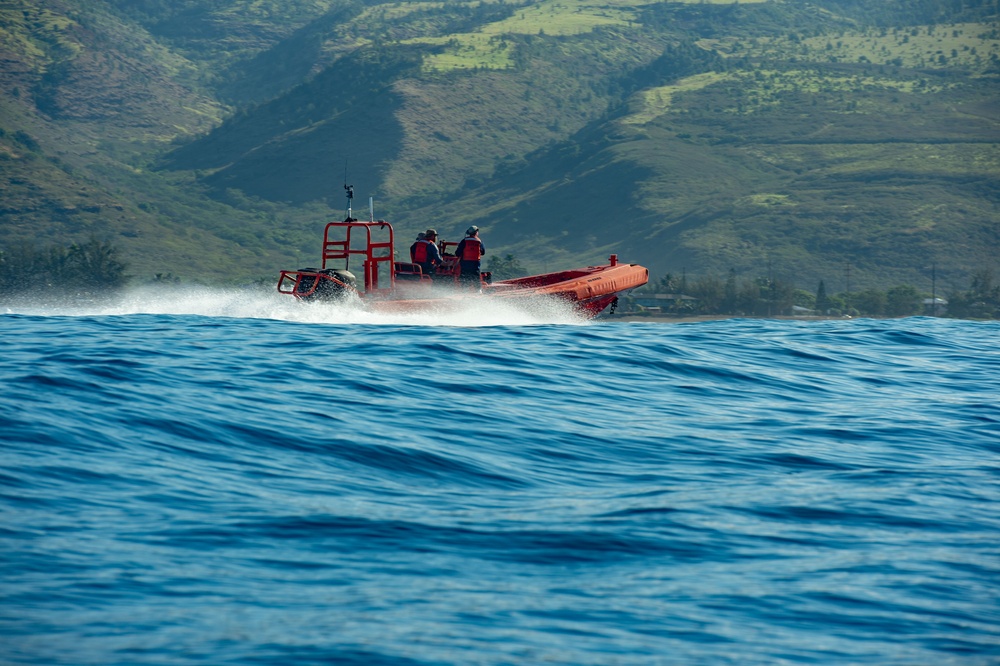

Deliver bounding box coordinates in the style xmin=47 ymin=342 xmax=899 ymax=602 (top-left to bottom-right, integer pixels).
xmin=455 ymin=226 xmax=486 ymax=288
xmin=412 ymin=228 xmax=443 ymax=278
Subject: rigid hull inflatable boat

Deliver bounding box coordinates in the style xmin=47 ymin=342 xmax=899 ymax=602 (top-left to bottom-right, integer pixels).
xmin=277 ymin=215 xmax=647 ymax=318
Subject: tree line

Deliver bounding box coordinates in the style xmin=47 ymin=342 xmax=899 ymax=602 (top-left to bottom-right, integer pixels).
xmin=628 ymin=268 xmax=1000 ymax=320
xmin=0 ymin=239 xmax=128 ymax=297
xmin=3 ymin=241 xmax=998 ymax=320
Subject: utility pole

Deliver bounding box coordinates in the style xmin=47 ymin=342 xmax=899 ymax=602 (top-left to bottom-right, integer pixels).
xmin=931 ymin=262 xmax=937 ymax=316
xmin=845 ymin=263 xmax=851 ymax=314
xmin=767 ymin=258 xmax=773 ymax=317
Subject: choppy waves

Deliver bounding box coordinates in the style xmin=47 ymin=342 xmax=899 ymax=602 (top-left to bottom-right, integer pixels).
xmin=1 ymin=295 xmax=998 ymax=664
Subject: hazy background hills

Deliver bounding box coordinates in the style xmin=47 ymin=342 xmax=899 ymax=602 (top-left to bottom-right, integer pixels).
xmin=1 ymin=0 xmax=998 ymax=292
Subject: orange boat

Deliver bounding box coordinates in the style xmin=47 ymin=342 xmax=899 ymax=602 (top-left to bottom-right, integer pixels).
xmin=277 ymin=211 xmax=647 ymax=318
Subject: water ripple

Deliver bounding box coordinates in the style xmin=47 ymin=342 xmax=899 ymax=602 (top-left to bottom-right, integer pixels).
xmin=1 ymin=310 xmax=998 ymax=664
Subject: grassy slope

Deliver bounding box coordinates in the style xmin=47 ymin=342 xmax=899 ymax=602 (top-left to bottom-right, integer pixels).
xmin=167 ymin=11 xmax=674 ymax=203
xmin=408 ymin=8 xmax=1000 ymax=291
xmin=673 ymin=21 xmax=999 ymax=291
xmin=0 ymin=0 xmax=330 ymax=282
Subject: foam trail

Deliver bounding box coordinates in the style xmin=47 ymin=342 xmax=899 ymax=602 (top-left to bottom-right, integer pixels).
xmin=2 ymin=285 xmax=591 ymax=327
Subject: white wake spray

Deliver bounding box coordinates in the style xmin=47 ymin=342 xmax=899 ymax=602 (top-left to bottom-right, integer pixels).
xmin=3 ymin=285 xmax=591 ymax=327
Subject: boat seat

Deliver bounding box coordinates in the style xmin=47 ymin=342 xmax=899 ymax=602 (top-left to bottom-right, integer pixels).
xmin=394 ymin=262 xmax=431 ymax=282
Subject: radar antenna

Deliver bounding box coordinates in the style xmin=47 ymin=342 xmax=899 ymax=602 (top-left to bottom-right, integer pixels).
xmin=342 ymin=162 xmax=355 ymax=220
xmin=344 ymin=183 xmax=354 ymax=220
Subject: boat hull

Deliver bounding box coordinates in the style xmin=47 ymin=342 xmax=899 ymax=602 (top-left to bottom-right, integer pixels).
xmin=283 ymin=261 xmax=648 ymax=318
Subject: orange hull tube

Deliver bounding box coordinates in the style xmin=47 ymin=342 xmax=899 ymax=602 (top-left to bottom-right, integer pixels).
xmin=492 ymin=262 xmax=648 ymax=305
xmin=364 ymin=261 xmax=648 ymax=318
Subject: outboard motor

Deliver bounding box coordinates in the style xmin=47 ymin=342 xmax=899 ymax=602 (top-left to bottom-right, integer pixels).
xmin=295 ymin=268 xmax=357 ymax=301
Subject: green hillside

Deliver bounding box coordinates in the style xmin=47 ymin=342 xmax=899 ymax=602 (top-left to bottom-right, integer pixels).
xmin=435 ymin=56 xmax=998 ymax=289
xmin=1 ymin=0 xmax=998 ymax=293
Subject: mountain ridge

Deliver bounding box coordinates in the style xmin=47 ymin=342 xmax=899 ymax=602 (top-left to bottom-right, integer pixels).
xmin=1 ymin=0 xmax=998 ymax=293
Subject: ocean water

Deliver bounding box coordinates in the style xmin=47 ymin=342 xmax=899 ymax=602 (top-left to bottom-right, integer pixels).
xmin=1 ymin=288 xmax=998 ymax=665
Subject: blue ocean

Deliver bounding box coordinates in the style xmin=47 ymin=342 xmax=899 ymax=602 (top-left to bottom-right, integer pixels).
xmin=2 ymin=288 xmax=998 ymax=665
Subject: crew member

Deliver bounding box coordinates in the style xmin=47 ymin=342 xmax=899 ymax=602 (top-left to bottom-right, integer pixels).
xmin=455 ymin=226 xmax=486 ymax=289
xmin=409 ymin=232 xmax=426 ymax=263
xmin=413 ymin=228 xmax=443 ymax=278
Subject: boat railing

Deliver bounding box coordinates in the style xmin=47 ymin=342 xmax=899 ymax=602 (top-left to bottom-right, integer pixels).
xmin=322 ymin=219 xmax=395 ymax=294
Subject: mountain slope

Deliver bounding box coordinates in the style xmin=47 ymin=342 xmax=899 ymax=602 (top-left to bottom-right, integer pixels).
xmin=1 ymin=0 xmax=998 ymax=293
xmin=428 ymin=57 xmax=999 ymax=289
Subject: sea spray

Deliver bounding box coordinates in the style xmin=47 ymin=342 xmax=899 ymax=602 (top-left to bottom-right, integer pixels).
xmin=4 ymin=284 xmax=591 ymax=327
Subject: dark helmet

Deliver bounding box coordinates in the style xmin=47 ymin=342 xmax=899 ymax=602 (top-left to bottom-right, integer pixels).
xmin=416 ymin=232 xmax=426 ymax=240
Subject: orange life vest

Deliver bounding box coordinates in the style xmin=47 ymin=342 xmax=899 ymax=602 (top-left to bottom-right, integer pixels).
xmin=461 ymin=238 xmax=483 ymax=261
xmin=413 ymin=240 xmax=429 ymax=263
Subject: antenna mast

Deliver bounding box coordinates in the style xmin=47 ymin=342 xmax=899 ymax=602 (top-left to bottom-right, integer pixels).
xmin=343 ymin=163 xmax=353 ymax=220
